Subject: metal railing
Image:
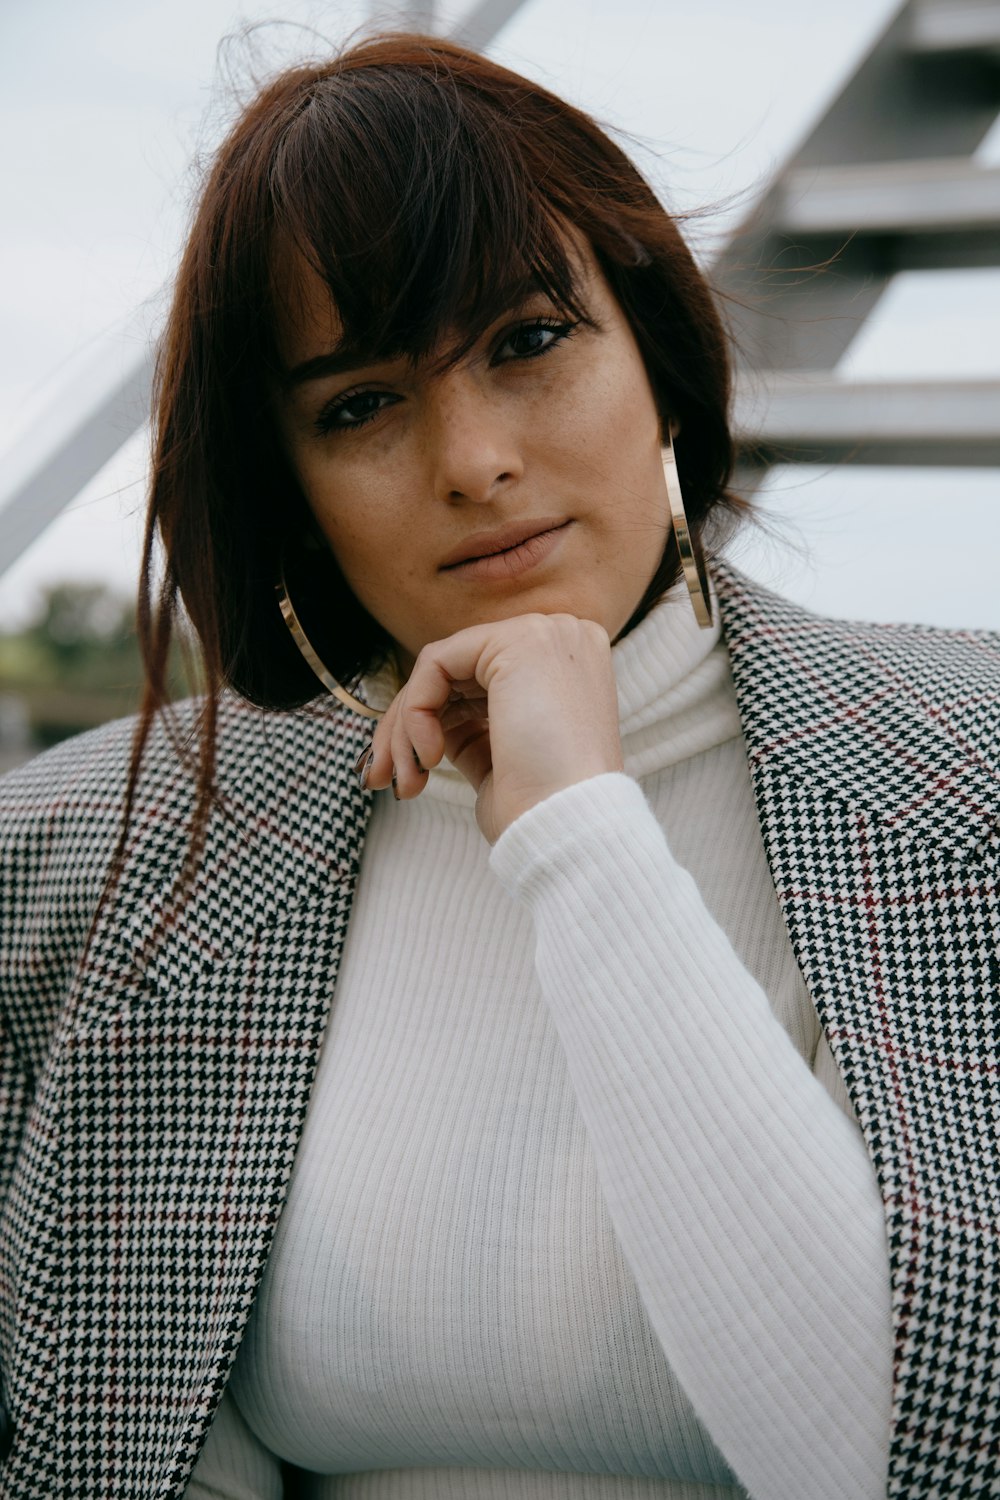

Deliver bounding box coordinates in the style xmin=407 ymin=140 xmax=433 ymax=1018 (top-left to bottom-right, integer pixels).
xmin=1 ymin=0 xmax=997 ymax=581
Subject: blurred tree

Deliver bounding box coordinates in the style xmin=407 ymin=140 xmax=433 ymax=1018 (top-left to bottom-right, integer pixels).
xmin=0 ymin=582 xmax=189 ymax=759
xmin=25 ymin=583 xmax=138 ymax=678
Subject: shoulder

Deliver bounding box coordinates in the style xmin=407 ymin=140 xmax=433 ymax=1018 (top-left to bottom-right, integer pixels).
xmin=1 ymin=696 xmax=241 ymax=891
xmin=714 ymin=561 xmax=1000 ymax=863
xmin=0 ymin=689 xmax=364 ymax=895
xmin=715 ymin=560 xmax=1000 ymax=757
xmin=0 ymin=693 xmax=362 ymax=1047
xmin=0 ymin=691 xmax=349 ymax=851
xmin=715 ymin=556 xmax=1000 ymax=673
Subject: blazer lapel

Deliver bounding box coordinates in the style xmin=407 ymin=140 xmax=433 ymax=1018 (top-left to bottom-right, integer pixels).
xmin=2 ymin=696 xmax=371 ymax=1500
xmin=716 ymin=562 xmax=1000 ymax=1499
xmin=8 ymin=572 xmax=998 ymax=1499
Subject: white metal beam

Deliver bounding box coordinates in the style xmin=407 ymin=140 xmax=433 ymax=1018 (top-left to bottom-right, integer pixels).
xmin=779 ymin=158 xmax=1000 ymax=235
xmin=0 ymin=327 xmax=153 ymax=579
xmin=713 ymin=0 xmax=1000 ymax=372
xmin=0 ymin=0 xmax=532 ymax=584
xmin=2 ymin=1 xmax=994 ymax=590
xmin=734 ymin=376 xmax=1000 ymax=467
xmin=907 ymin=0 xmax=1000 ymax=54
xmin=450 ymin=0 xmax=531 ymax=51
xmin=368 ymin=1 xmax=436 ymax=26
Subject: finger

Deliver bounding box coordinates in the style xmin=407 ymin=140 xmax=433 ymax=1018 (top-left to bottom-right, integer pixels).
xmin=396 ymin=628 xmax=497 ymax=725
xmin=365 ymin=672 xmax=488 ymax=796
xmin=391 ymin=680 xmax=492 ymax=797
xmin=394 ymin=675 xmax=487 ymax=793
xmin=388 ymin=691 xmax=430 ymax=799
xmin=365 ymin=692 xmax=402 ymax=791
xmin=442 ymin=715 xmax=493 ymax=792
xmin=397 ymin=695 xmax=447 ymax=784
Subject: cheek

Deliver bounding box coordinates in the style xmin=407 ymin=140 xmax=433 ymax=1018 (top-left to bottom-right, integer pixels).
xmin=279 ymin=420 xmax=430 ymax=650
xmin=296 ymin=450 xmax=394 ymax=559
xmin=300 ymin=466 xmax=425 ymax=625
xmin=578 ymin=332 xmax=659 ymax=430
xmin=560 ymin=351 xmax=663 ymax=496
xmin=606 ymin=349 xmax=662 ymax=438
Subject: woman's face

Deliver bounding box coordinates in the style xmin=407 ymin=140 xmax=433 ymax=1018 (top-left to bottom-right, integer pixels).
xmin=274 ymin=243 xmax=670 ymax=670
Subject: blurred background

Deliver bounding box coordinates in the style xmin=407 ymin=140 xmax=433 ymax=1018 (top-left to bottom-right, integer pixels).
xmin=1 ymin=0 xmax=998 ymax=769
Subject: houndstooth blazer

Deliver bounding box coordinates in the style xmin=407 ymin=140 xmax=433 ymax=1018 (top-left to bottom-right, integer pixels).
xmin=0 ymin=562 xmax=997 ymax=1500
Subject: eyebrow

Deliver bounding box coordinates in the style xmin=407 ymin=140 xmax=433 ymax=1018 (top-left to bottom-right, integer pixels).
xmin=283 ymin=344 xmax=387 ymax=391
xmin=281 ymin=274 xmax=570 ymax=391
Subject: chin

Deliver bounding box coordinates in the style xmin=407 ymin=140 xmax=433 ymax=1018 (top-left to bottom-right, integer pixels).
xmin=473 ymin=589 xmax=610 ymax=629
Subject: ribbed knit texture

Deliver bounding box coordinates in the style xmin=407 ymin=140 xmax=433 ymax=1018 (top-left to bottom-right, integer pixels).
xmin=188 ymin=586 xmax=892 ymax=1500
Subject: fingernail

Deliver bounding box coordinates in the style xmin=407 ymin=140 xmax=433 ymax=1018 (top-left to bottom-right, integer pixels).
xmin=413 ymin=747 xmax=426 ymax=774
xmin=391 ymin=766 xmax=400 ymax=800
xmin=354 ymin=740 xmax=372 ymax=775
xmin=359 ymin=751 xmax=374 ymax=790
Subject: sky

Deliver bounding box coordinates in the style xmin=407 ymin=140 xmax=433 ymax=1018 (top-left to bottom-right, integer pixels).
xmin=0 ymin=0 xmax=998 ymax=630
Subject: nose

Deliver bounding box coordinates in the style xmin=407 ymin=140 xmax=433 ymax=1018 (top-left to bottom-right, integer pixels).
xmin=425 ymin=367 xmax=523 ymax=505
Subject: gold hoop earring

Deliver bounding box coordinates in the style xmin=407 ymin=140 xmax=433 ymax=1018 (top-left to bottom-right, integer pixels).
xmin=663 ymin=423 xmax=713 ymax=628
xmin=275 ymin=567 xmax=384 ymax=720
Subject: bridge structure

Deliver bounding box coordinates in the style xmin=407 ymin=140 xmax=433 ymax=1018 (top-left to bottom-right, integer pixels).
xmin=0 ymin=0 xmax=997 ymax=582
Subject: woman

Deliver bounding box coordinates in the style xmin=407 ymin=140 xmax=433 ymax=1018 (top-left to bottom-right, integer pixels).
xmin=0 ymin=32 xmax=997 ymax=1500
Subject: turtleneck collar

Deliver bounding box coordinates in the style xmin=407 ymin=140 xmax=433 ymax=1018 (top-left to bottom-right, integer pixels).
xmin=611 ymin=578 xmax=742 ymax=780
xmin=362 ymin=580 xmax=743 ymax=806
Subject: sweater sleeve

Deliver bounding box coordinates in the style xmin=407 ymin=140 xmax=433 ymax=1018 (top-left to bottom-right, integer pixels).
xmin=489 ymin=772 xmax=892 ymax=1500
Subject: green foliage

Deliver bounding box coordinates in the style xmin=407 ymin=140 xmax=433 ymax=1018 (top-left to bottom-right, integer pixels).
xmin=19 ymin=583 xmax=142 ymax=690
xmin=0 ymin=582 xmax=188 ymax=748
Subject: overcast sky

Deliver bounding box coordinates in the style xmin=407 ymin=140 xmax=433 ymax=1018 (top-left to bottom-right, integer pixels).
xmin=0 ymin=0 xmax=998 ymax=629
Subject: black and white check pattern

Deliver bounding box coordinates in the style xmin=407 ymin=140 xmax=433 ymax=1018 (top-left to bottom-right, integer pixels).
xmin=717 ymin=563 xmax=1000 ymax=1499
xmin=0 ymin=564 xmax=997 ymax=1498
xmin=0 ymin=696 xmax=372 ymax=1499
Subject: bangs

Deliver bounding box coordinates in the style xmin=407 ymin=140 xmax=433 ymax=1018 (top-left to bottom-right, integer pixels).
xmin=150 ymin=32 xmax=737 ymax=726
xmin=267 ymin=64 xmax=590 ymax=367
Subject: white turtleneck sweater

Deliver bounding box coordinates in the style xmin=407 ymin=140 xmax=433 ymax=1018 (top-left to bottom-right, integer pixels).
xmin=186 ymin=586 xmax=892 ymax=1500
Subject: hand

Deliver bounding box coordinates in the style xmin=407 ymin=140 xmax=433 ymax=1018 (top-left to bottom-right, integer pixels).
xmin=363 ymin=614 xmax=625 ymax=844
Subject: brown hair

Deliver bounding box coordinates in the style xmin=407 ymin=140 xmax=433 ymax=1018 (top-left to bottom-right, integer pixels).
xmin=131 ymin=30 xmax=742 ymax=853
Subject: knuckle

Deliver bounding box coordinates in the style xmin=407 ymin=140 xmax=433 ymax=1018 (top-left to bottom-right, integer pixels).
xmin=582 ymin=618 xmax=610 ymax=647
xmin=519 ymin=612 xmax=550 ymax=635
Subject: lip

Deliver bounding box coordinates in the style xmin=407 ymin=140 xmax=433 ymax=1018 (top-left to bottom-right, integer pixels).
xmin=439 ymin=517 xmax=570 ymax=570
xmin=440 ymin=520 xmax=573 ymax=584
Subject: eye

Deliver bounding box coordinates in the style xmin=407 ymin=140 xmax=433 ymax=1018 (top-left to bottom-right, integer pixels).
xmin=315 ymin=388 xmax=398 ymax=435
xmin=494 ymin=319 xmax=578 ymax=362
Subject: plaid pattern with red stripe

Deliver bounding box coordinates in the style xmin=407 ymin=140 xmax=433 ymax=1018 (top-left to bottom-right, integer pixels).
xmin=0 ymin=695 xmax=371 ymax=1498
xmin=717 ymin=562 xmax=1000 ymax=1498
xmin=0 ymin=563 xmax=996 ymax=1498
